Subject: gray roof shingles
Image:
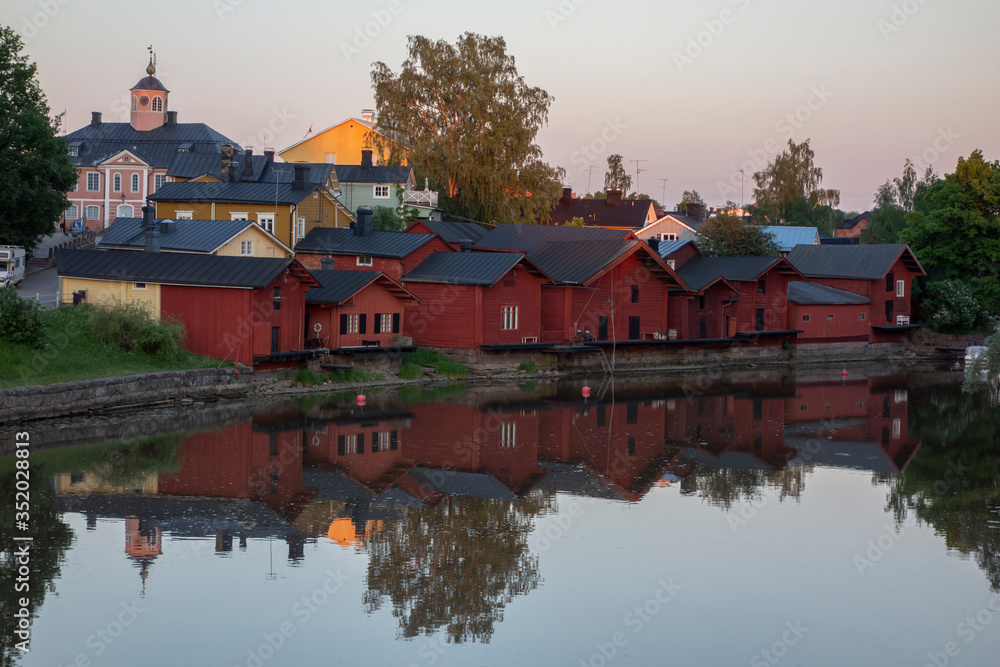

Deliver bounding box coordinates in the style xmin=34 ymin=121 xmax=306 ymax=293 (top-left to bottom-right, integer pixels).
xmin=787 ymin=244 xmax=919 ymax=280
xmin=295 ymin=228 xmax=436 ymax=258
xmin=98 ymin=218 xmax=256 ymax=254
xmin=403 ymin=251 xmax=526 ymax=286
xmin=306 ymin=270 xmax=381 ymax=305
xmin=148 ymin=181 xmax=315 ymax=205
xmin=787 ymin=281 xmax=871 ymax=305
xmin=56 ymin=248 xmax=292 ymax=288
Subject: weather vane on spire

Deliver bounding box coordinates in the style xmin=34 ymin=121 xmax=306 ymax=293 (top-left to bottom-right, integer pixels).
xmin=146 ymin=45 xmax=156 ymax=76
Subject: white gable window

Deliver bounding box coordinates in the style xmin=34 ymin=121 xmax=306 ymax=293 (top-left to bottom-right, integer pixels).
xmin=85 ymin=205 xmax=100 ymax=219
xmin=325 ymin=152 xmax=337 ymax=164
xmin=153 ymin=174 xmax=166 ymax=191
xmin=87 ymin=172 xmax=100 ymax=191
xmin=175 ymin=211 xmax=193 ymax=220
xmin=67 ymin=146 xmax=79 ymax=157
xmin=113 ymin=173 xmax=121 ymax=192
xmin=896 ymin=280 xmax=905 ymax=298
xmin=257 ymin=214 xmax=275 ymax=234
xmin=356 ymin=256 xmax=373 ymax=267
xmin=241 ymin=241 xmax=253 ymax=256
xmin=152 ymin=97 xmax=163 ymax=112
xmin=297 ymin=217 xmax=306 ymax=240
xmin=66 ymin=205 xmax=78 ymax=219
xmin=374 ymin=185 xmax=390 ymax=199
xmin=133 ymin=283 xmax=147 ymax=291
xmin=131 ymin=173 xmax=140 ymax=192
xmin=231 ymin=212 xmax=249 ymax=221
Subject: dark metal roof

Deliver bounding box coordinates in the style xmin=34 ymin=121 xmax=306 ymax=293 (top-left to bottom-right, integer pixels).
xmin=549 ymin=198 xmax=655 ymax=228
xmin=819 ymin=237 xmax=860 ymax=246
xmin=677 ymin=256 xmax=787 ymax=291
xmin=131 ymin=76 xmax=169 ymax=92
xmin=148 ymin=181 xmax=315 ymax=205
xmin=418 ymin=220 xmax=489 ymax=243
xmin=98 ymin=218 xmax=259 ymax=254
xmin=787 ymin=281 xmax=871 ymax=305
xmin=840 ymin=211 xmax=872 ymax=230
xmin=787 ymin=244 xmax=925 ymax=279
xmin=295 ymin=228 xmax=436 ymax=258
xmin=64 ymin=121 xmax=240 ymax=168
xmin=657 ymin=239 xmax=694 ymax=259
xmin=306 ymin=270 xmax=381 ymax=305
xmin=528 ymin=240 xmax=639 ymax=284
xmin=403 ymin=251 xmax=526 ymax=286
xmin=665 ymin=213 xmax=708 ymax=232
xmin=334 ymin=164 xmax=413 ymax=184
xmin=56 ymin=248 xmax=295 ymax=288
xmin=475 ymin=223 xmax=629 ymax=251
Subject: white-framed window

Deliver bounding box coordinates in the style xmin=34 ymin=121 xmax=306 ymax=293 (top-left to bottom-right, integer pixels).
xmin=379 ymin=313 xmax=392 ymax=333
xmin=660 ymin=233 xmax=676 ymax=241
xmin=346 ymin=314 xmax=359 ymax=334
xmin=257 ymin=214 xmax=275 ymax=234
xmin=131 ymin=173 xmax=140 ymax=192
xmin=356 ymin=256 xmax=373 ymax=266
xmin=153 ymin=173 xmax=166 ymax=191
xmin=499 ymin=422 xmax=516 ymax=447
xmin=342 ymin=434 xmax=358 ymax=454
xmin=86 ymin=172 xmax=100 ymax=191
xmin=174 ymin=211 xmax=193 ymax=220
xmin=70 ymin=180 xmax=78 ymax=191
xmin=894 ymin=390 xmax=908 ymax=404
xmin=230 ymin=212 xmax=249 ymax=221
xmin=133 ymin=283 xmax=147 ymax=291
xmin=859 ymin=312 xmax=867 ymax=321
xmin=152 ymin=96 xmax=162 ymax=112
xmin=896 ymin=280 xmax=905 ymax=298
xmin=117 ymin=204 xmax=133 ymax=217
xmin=802 ymin=315 xmax=810 ymax=322
xmin=241 ymin=241 xmax=253 ymax=256
xmin=66 ymin=205 xmax=78 ymax=219
xmin=297 ymin=217 xmax=306 ymax=239
xmin=324 ymin=152 xmax=337 ymax=164
xmin=131 ymin=96 xmax=137 ymax=111
xmin=892 ymin=418 xmax=901 ymax=439
xmin=666 ymin=259 xmax=676 ymax=269
xmin=501 ymin=305 xmax=518 ymax=330
xmin=67 ymin=146 xmax=78 ymax=157
xmin=827 ymin=314 xmax=834 ymax=322
xmin=113 ymin=173 xmax=121 ymax=192
xmin=85 ymin=205 xmax=100 ymax=219
xmin=374 ymin=185 xmax=390 ymax=199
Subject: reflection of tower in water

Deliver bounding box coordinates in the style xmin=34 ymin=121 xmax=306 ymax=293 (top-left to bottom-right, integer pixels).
xmin=125 ymin=516 xmax=161 ymax=594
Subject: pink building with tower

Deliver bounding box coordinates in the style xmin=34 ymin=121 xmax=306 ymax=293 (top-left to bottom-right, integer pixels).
xmin=63 ymin=52 xmax=242 ymax=231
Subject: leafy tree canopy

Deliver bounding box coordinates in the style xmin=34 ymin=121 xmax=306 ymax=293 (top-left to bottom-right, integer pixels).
xmin=0 ymin=26 xmax=77 ymax=254
xmin=603 ymin=153 xmax=631 ymax=194
xmin=751 ymin=139 xmax=840 ymax=226
xmin=899 ymin=150 xmax=1000 ymax=313
xmin=369 ymin=33 xmax=564 ymax=225
xmin=675 ymin=190 xmax=705 ymax=211
xmin=696 ymin=213 xmax=780 ymax=257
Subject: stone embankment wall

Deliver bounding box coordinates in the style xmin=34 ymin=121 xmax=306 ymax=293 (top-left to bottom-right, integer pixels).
xmin=0 ymin=367 xmax=253 ymax=424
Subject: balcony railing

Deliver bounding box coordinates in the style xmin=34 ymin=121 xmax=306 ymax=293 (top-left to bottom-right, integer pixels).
xmin=403 ymin=189 xmax=438 ymax=207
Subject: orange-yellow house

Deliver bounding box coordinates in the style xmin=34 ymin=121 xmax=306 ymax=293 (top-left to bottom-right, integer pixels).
xmin=279 ymin=110 xmax=407 ymax=166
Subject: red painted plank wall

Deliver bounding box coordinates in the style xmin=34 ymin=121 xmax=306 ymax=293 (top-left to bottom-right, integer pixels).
xmin=481 ymin=267 xmax=544 ymax=344
xmin=306 ymin=282 xmax=408 ymax=348
xmin=403 ymin=283 xmax=479 ymax=348
xmin=160 ymin=285 xmax=254 ymax=365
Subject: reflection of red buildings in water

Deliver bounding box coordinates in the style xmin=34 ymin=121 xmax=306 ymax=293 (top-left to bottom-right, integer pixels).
xmin=125 ymin=516 xmax=161 ymax=587
xmin=157 ymin=421 xmax=314 ymax=518
xmin=305 ymin=417 xmax=411 ymax=493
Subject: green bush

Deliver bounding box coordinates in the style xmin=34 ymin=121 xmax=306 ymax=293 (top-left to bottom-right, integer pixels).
xmin=294 ymin=368 xmax=324 ymax=386
xmin=401 ymin=348 xmax=468 ymax=378
xmin=518 ymin=361 xmax=536 ymax=373
xmin=90 ymin=301 xmax=185 ymax=360
xmin=0 ymin=285 xmax=46 ymax=348
xmin=435 ymin=359 xmax=467 ymax=378
xmin=921 ymin=280 xmax=981 ymax=333
xmin=398 ymin=363 xmax=423 ymax=379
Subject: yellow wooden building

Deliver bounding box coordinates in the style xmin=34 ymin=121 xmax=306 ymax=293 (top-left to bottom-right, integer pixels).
xmin=278 ymin=111 xmax=406 ymax=166
xmin=99 ymin=217 xmax=294 ymax=259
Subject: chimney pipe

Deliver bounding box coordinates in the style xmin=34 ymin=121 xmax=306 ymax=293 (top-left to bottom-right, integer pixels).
xmin=292 ymin=164 xmax=308 ymax=191
xmin=361 ymin=150 xmax=373 ymax=169
xmin=361 ymin=109 xmax=375 ymax=124
xmin=221 ymin=145 xmax=233 ymax=181
xmin=320 ymin=257 xmax=335 ymax=271
xmin=460 ymin=241 xmax=473 ymax=253
xmin=243 ymin=149 xmax=253 ymax=178
xmin=686 ymin=202 xmax=703 ymax=221
xmin=560 ymin=187 xmax=572 ymax=205
xmin=606 ymin=189 xmax=623 ymax=207
xmin=355 ymin=207 xmax=373 ymax=237
xmin=144 ymin=219 xmax=160 ymax=254
xmin=165 ymin=111 xmax=177 ymax=126
xmin=141 ymin=205 xmax=155 ymax=229
xmin=91 ymin=112 xmax=102 ymax=128
xmin=264 ymin=149 xmax=274 ymax=163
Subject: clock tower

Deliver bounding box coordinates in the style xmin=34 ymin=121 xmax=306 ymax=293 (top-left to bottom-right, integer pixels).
xmin=130 ymin=49 xmax=169 ymax=131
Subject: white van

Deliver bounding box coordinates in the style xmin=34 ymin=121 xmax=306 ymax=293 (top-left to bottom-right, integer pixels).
xmin=0 ymin=246 xmax=26 ymax=287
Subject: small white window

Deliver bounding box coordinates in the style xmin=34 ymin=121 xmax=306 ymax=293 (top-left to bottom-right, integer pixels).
xmin=325 ymin=152 xmax=337 ymax=164
xmin=152 ymin=97 xmax=162 ymax=112
xmin=85 ymin=205 xmax=100 ymax=219
xmin=500 ymin=422 xmax=516 ymax=447
xmin=131 ymin=173 xmax=140 ymax=192
xmin=174 ymin=211 xmax=193 ymax=220
xmin=297 ymin=217 xmax=306 ymax=239
xmin=501 ymin=305 xmax=518 ymax=330
xmin=133 ymin=283 xmax=147 ymax=291
xmin=231 ymin=212 xmax=249 ymax=221
xmin=827 ymin=314 xmax=834 ymax=322
xmin=153 ymin=174 xmax=166 ymax=191
xmin=892 ymin=418 xmax=901 ymax=439
xmin=342 ymin=434 xmax=358 ymax=454
xmin=859 ymin=312 xmax=867 ymax=321
xmin=666 ymin=259 xmax=676 ymax=270
xmin=241 ymin=241 xmax=253 ymax=256
xmin=87 ymin=172 xmax=100 ymax=191
xmin=113 ymin=173 xmax=121 ymax=192
xmin=347 ymin=314 xmax=359 ymax=334
xmin=374 ymin=185 xmax=390 ymax=199
xmin=67 ymin=146 xmax=79 ymax=157
xmin=803 ymin=315 xmax=810 ymax=322
xmin=131 ymin=96 xmax=137 ymax=111
xmin=117 ymin=204 xmax=133 ymax=218
xmin=257 ymin=214 xmax=275 ymax=234
xmin=66 ymin=205 xmax=79 ymax=219
xmin=356 ymin=256 xmax=373 ymax=267
xmin=379 ymin=313 xmax=392 ymax=332
xmin=896 ymin=280 xmax=905 ymax=298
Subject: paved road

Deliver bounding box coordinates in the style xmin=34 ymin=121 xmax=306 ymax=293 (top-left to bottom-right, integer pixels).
xmin=16 ymin=267 xmax=59 ymax=308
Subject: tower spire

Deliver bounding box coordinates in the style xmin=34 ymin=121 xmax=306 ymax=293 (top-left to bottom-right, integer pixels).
xmin=146 ymin=45 xmax=155 ymax=75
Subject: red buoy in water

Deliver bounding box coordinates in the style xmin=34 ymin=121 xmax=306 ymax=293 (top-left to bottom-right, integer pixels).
xmin=582 ymin=385 xmax=591 ymax=398
xmin=357 ymin=394 xmax=366 ymax=406
xmin=841 ymin=369 xmax=848 ymax=378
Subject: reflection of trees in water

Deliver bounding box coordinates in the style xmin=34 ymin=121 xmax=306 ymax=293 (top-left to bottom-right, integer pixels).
xmin=362 ymin=491 xmax=555 ymax=643
xmin=86 ymin=436 xmax=183 ymax=488
xmin=0 ymin=464 xmax=74 ymax=667
xmin=693 ymin=465 xmax=808 ymax=510
xmin=880 ymin=385 xmax=1000 ymax=590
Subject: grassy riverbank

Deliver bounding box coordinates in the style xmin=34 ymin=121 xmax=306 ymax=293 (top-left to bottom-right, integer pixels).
xmin=0 ymin=305 xmax=218 ymax=389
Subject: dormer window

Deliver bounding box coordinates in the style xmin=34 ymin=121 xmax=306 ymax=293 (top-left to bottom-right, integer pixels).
xmin=152 ymin=97 xmax=162 ymax=112
xmin=67 ymin=146 xmax=78 ymax=157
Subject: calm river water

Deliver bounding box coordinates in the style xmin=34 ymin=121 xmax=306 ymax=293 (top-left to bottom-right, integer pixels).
xmin=3 ymin=370 xmax=999 ymax=666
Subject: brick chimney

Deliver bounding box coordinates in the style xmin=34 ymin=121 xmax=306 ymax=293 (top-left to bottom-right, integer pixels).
xmin=355 ymin=207 xmax=373 ymax=237
xmin=606 ymin=189 xmax=623 ymax=207
xmin=264 ymin=149 xmax=274 ymax=162
xmin=560 ymin=187 xmax=573 ymax=205
xmin=686 ymin=202 xmax=704 ymax=220
xmin=91 ymin=112 xmax=102 ymax=127
xmin=361 ymin=150 xmax=373 ymax=169
xmin=165 ymin=111 xmax=178 ymax=126
xmin=242 ymin=149 xmax=253 ymax=179
xmin=142 ymin=206 xmax=160 ymax=253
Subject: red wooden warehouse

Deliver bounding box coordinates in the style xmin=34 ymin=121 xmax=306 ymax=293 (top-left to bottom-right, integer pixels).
xmin=305 ymin=267 xmax=420 ymax=349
